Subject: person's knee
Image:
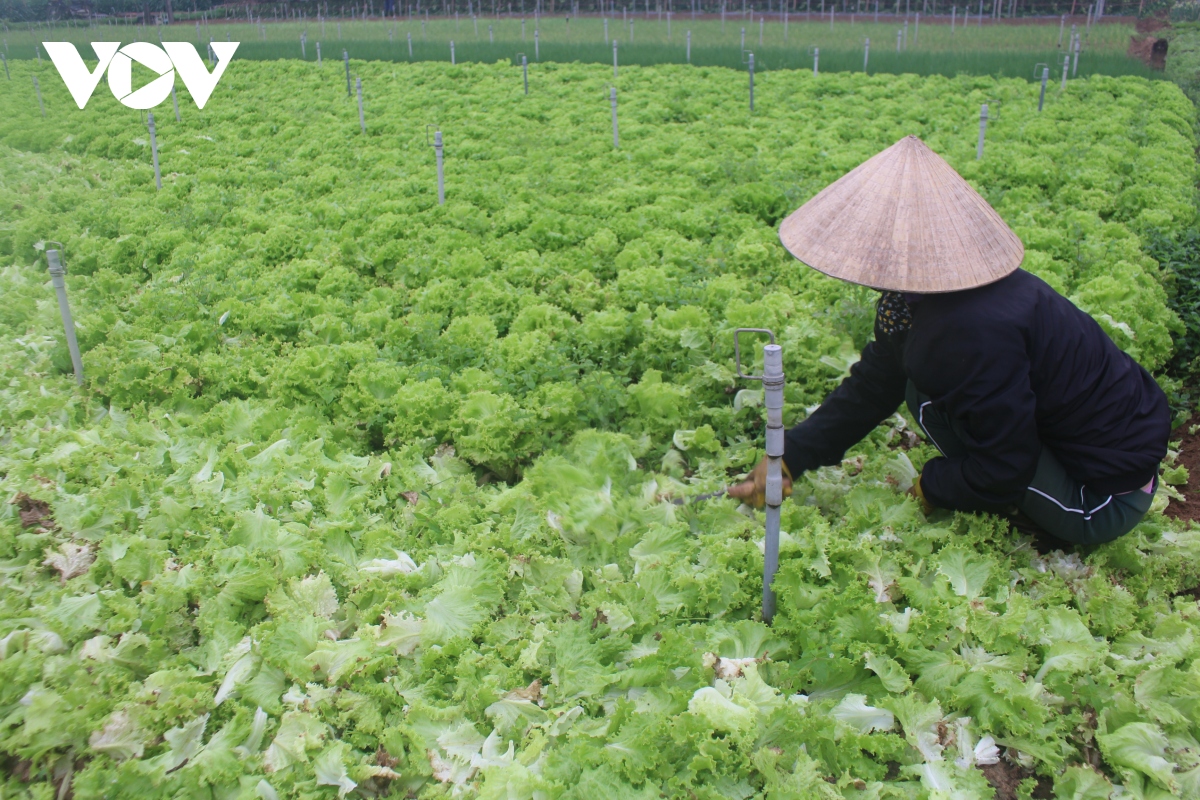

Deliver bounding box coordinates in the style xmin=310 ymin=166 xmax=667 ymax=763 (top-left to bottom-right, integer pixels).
xmin=1019 ymin=448 xmax=1152 ymax=546
xmin=1018 ymin=499 xmax=1146 ymax=546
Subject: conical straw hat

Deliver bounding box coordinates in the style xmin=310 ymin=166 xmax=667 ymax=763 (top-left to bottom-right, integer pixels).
xmin=778 ymin=135 xmax=1024 ymax=293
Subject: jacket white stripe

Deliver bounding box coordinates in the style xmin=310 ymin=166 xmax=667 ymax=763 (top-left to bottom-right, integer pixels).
xmin=1026 ymin=486 xmax=1113 ymax=521
xmin=918 ymin=402 xmax=946 ymax=456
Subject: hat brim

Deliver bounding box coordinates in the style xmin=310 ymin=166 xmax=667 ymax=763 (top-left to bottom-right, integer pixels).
xmin=778 ymin=135 xmax=1024 ymax=294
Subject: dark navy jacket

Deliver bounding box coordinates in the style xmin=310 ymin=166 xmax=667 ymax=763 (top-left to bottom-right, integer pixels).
xmin=782 ymin=269 xmax=1170 ymax=513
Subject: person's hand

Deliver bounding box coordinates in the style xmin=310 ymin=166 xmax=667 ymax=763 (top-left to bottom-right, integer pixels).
xmin=727 ymin=457 xmax=793 ymax=509
xmin=907 ymin=474 xmax=933 ymax=514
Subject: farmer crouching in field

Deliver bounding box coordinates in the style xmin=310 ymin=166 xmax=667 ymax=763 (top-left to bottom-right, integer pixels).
xmin=729 ymin=135 xmax=1170 ymax=546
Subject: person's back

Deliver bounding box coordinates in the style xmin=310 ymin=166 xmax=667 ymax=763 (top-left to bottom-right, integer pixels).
xmin=908 ymin=270 xmax=1169 ymax=497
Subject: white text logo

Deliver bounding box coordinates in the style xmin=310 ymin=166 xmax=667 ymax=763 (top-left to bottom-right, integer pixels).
xmin=43 ymin=42 xmax=239 ymax=110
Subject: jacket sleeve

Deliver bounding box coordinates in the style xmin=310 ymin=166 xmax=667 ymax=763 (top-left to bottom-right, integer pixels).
xmin=782 ymin=334 xmax=908 ymax=476
xmin=911 ymin=323 xmax=1041 ymax=513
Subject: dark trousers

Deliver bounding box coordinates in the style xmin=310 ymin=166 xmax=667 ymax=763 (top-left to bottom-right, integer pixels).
xmin=906 ymin=383 xmax=1154 ymax=545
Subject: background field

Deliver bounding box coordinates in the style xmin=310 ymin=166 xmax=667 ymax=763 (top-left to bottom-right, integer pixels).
xmin=1 ymin=14 xmax=1157 ymax=76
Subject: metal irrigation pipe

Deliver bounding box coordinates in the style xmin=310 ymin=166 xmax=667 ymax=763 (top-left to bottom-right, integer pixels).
xmin=610 ymin=87 xmax=619 ymax=149
xmin=734 ymin=328 xmax=784 ymax=623
xmin=976 ymin=103 xmax=988 ymax=160
xmin=46 ymin=249 xmax=85 ymax=386
xmin=148 ymin=111 xmax=162 ymax=189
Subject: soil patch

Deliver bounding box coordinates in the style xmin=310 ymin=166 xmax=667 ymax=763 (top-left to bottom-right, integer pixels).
xmin=980 ymin=761 xmax=1054 ymax=800
xmin=1175 ymin=585 xmax=1200 ymax=602
xmin=1136 ymin=16 xmax=1170 ymax=34
xmin=1166 ymin=414 xmax=1200 ymax=525
xmin=1128 ymin=34 xmax=1169 ymax=69
xmin=9 ymin=492 xmax=56 ymax=530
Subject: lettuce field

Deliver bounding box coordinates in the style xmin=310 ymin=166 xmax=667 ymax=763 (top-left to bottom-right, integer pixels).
xmin=1 ymin=55 xmax=1200 ymax=799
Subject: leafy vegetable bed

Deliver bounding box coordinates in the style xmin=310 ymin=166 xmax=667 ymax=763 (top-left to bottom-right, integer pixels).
xmin=1 ymin=59 xmax=1198 ymax=799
